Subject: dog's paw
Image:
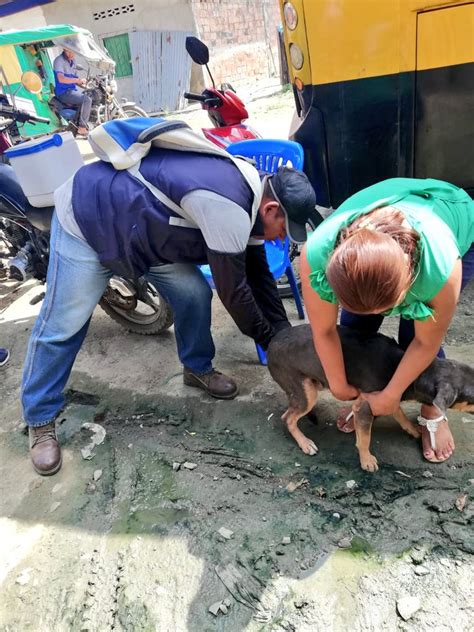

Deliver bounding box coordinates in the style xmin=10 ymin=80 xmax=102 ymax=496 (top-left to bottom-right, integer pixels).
xmin=360 ymin=453 xmax=378 ymax=472
xmin=299 ymin=438 xmax=318 ymax=456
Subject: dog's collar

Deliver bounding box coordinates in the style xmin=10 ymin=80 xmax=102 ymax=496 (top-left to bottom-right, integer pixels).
xmin=417 ymin=413 xmax=447 ymax=450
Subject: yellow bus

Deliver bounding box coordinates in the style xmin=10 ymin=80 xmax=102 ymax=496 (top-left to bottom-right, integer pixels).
xmin=280 ymin=0 xmax=474 ymax=208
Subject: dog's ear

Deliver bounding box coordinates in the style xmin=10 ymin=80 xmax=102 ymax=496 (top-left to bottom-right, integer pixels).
xmin=433 ymin=383 xmax=458 ymax=413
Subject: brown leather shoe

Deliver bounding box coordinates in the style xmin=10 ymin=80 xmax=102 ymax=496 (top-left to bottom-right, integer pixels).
xmin=183 ymin=368 xmax=239 ymax=400
xmin=29 ymin=422 xmax=62 ymax=476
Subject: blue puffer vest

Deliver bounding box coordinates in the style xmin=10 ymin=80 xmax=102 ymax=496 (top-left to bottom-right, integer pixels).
xmin=72 ymin=147 xmax=254 ymax=279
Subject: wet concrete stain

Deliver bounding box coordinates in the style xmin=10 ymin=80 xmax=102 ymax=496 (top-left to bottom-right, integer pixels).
xmin=2 ymin=390 xmax=472 ymax=630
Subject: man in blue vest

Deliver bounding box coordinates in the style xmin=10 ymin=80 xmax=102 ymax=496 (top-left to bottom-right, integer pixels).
xmin=21 ymin=138 xmax=316 ymax=475
xmin=53 ymin=47 xmax=91 ymax=136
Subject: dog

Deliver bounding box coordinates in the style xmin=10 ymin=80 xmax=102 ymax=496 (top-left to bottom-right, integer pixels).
xmin=267 ymin=325 xmax=474 ymax=471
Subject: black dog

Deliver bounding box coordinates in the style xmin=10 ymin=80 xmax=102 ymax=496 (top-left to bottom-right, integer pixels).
xmin=267 ymin=325 xmax=474 ymax=471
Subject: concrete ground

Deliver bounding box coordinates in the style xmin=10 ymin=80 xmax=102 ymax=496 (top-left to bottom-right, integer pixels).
xmin=0 ymin=90 xmax=473 ymax=631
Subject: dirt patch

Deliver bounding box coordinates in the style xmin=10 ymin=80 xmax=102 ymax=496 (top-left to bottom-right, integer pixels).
xmin=1 ymin=378 xmax=473 ymax=631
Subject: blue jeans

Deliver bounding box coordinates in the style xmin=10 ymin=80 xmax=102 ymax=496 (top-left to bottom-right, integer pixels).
xmin=340 ymin=244 xmax=474 ymax=358
xmin=57 ymin=89 xmax=92 ymax=128
xmin=21 ymin=215 xmax=214 ymax=427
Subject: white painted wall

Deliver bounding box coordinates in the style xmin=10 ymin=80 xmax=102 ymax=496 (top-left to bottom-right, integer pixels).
xmin=0 ymin=7 xmax=47 ymax=30
xmin=42 ymin=0 xmax=196 ymax=35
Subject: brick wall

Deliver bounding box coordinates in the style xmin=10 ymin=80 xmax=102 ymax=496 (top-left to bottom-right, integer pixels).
xmin=190 ymin=0 xmax=281 ymax=88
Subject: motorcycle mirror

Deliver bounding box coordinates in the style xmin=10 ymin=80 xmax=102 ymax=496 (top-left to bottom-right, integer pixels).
xmin=185 ymin=36 xmax=209 ymax=65
xmin=21 ymin=71 xmax=43 ymax=94
xmin=185 ymin=36 xmax=216 ymax=87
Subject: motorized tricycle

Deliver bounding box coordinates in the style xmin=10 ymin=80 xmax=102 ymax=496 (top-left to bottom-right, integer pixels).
xmin=0 ymin=24 xmax=145 ymax=145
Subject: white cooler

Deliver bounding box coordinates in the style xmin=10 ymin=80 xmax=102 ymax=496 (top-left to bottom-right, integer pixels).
xmin=5 ymin=132 xmax=84 ymax=207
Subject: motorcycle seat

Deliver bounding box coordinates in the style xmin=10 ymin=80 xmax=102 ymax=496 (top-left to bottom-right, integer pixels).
xmin=49 ymin=97 xmax=77 ymax=121
xmin=59 ymin=108 xmax=77 ymax=121
xmin=0 ymin=163 xmax=28 ymax=206
xmin=27 ymin=205 xmax=54 ymax=232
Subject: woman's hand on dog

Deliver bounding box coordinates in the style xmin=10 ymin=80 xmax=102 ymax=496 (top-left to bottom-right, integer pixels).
xmin=330 ymin=382 xmax=360 ymax=402
xmin=361 ymin=390 xmax=400 ymax=416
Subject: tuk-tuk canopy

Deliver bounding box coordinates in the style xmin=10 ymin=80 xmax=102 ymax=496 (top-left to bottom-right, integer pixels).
xmin=0 ymin=24 xmax=115 ymax=72
xmin=0 ymin=24 xmax=89 ymax=47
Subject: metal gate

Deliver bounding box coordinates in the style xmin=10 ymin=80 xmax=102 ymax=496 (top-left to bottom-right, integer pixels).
xmin=129 ymin=30 xmax=193 ymax=113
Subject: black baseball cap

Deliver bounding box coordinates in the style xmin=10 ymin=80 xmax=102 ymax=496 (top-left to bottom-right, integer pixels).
xmin=267 ymin=166 xmax=317 ymax=244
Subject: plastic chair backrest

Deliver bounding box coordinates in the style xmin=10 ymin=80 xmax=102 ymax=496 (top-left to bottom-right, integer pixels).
xmin=226 ymin=138 xmax=304 ymax=173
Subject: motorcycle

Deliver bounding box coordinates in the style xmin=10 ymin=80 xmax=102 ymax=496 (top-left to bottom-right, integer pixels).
xmin=183 ymin=36 xmax=261 ymax=148
xmin=0 ymin=96 xmax=20 ymax=161
xmin=0 ymin=24 xmax=146 ymax=145
xmin=0 ymin=104 xmax=173 ymax=336
xmin=84 ymin=73 xmax=146 ymax=123
xmin=49 ymin=73 xmax=146 ymax=135
xmin=183 ymin=36 xmax=320 ymax=297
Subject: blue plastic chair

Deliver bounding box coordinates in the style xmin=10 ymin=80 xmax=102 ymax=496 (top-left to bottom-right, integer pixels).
xmin=227 ymin=138 xmax=304 ymax=173
xmin=201 ymin=138 xmax=306 ymax=365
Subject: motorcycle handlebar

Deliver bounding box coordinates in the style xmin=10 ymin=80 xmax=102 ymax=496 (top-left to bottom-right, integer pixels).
xmin=184 ymin=92 xmax=207 ymax=103
xmin=184 ymin=92 xmax=222 ymax=108
xmin=0 ymin=105 xmax=50 ymax=125
xmin=25 ymin=114 xmax=50 ymax=124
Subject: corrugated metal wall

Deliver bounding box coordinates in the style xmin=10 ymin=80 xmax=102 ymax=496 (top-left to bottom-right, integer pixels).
xmin=129 ymin=30 xmax=193 ymax=113
xmin=161 ymin=31 xmax=194 ymax=112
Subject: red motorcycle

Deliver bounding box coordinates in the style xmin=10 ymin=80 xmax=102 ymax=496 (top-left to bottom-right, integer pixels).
xmin=184 ymin=37 xmax=260 ymax=148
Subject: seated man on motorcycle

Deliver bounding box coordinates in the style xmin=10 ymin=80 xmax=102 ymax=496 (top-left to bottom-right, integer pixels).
xmin=53 ymin=46 xmax=91 ymax=136
xmin=21 ymin=136 xmax=316 ymax=476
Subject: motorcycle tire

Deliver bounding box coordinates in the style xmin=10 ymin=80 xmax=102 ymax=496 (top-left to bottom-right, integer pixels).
xmin=121 ymin=105 xmax=147 ymax=118
xmin=277 ymin=210 xmax=322 ymax=299
xmin=99 ymin=282 xmax=174 ymax=335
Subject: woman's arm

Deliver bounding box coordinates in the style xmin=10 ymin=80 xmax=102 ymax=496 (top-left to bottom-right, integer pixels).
xmin=301 ymin=246 xmax=359 ymax=400
xmin=362 ymin=259 xmax=462 ymax=415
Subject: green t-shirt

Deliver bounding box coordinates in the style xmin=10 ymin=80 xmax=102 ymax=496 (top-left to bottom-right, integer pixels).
xmin=306 ymin=178 xmax=474 ymax=321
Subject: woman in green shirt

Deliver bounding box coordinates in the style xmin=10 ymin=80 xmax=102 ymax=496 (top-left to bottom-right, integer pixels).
xmin=301 ymin=178 xmax=474 ymax=463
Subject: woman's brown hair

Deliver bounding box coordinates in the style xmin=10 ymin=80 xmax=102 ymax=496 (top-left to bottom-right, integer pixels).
xmin=326 ymin=206 xmax=420 ymax=313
